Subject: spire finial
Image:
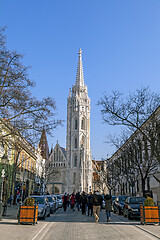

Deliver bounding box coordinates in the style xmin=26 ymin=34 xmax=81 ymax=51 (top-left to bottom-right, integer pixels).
xmin=76 ymin=48 xmax=84 ymax=87
xmin=78 ymin=48 xmax=82 ymax=56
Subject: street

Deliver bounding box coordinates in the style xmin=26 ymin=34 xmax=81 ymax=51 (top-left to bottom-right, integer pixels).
xmin=0 ymin=207 xmax=160 ymax=240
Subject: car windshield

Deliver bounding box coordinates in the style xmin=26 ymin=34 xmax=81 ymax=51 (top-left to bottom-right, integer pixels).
xmin=47 ymin=197 xmax=53 ymax=202
xmin=32 ymin=197 xmax=45 ymax=204
xmin=119 ymin=196 xmax=128 ymax=202
xmin=129 ymin=197 xmax=145 ymax=204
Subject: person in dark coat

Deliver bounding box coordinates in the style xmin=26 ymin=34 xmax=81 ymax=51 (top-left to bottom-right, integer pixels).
xmin=104 ymin=194 xmax=112 ymax=222
xmin=87 ymin=192 xmax=93 ymax=216
xmin=62 ymin=193 xmax=69 ymax=211
xmin=92 ymin=190 xmax=103 ymax=222
xmin=80 ymin=191 xmax=87 ymax=215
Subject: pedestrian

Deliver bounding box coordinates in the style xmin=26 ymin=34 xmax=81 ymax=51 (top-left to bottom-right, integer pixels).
xmin=104 ymin=194 xmax=112 ymax=222
xmin=92 ymin=190 xmax=103 ymax=223
xmin=16 ymin=189 xmax=20 ymax=205
xmin=70 ymin=192 xmax=76 ymax=211
xmin=8 ymin=193 xmax=13 ymax=207
xmin=62 ymin=192 xmax=69 ymax=211
xmin=76 ymin=192 xmax=81 ymax=211
xmin=87 ymin=192 xmax=93 ymax=216
xmin=80 ymin=191 xmax=87 ymax=215
xmin=144 ymin=192 xmax=155 ymax=206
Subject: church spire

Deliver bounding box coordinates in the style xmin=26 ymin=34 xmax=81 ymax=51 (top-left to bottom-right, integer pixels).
xmin=76 ymin=48 xmax=84 ymax=87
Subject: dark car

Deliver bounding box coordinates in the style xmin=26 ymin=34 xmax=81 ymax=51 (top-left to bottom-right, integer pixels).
xmin=45 ymin=195 xmax=56 ymax=213
xmin=26 ymin=195 xmax=50 ymax=219
xmin=113 ymin=195 xmax=129 ymax=215
xmin=123 ymin=196 xmax=145 ymax=220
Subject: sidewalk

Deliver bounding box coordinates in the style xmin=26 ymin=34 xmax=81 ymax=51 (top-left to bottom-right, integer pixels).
xmin=1 ymin=205 xmax=19 ymax=221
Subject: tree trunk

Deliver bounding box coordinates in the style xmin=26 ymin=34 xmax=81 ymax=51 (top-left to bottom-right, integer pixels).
xmin=142 ymin=178 xmax=146 ymax=197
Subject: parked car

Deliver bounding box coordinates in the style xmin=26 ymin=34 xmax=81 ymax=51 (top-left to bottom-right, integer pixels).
xmin=123 ymin=196 xmax=145 ymax=220
xmin=52 ymin=195 xmax=59 ymax=209
xmin=56 ymin=195 xmax=63 ymax=208
xmin=113 ymin=195 xmax=129 ymax=215
xmin=25 ymin=195 xmax=50 ymax=219
xmin=45 ymin=195 xmax=56 ymax=213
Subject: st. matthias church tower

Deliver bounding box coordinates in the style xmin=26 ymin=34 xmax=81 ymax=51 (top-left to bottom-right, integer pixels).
xmin=48 ymin=49 xmax=92 ymax=194
xmin=66 ymin=49 xmax=92 ymax=193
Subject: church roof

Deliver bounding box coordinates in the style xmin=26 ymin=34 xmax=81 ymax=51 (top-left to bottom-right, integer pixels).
xmin=60 ymin=147 xmax=66 ymax=157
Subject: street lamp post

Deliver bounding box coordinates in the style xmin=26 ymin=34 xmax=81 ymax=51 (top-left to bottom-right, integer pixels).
xmin=0 ymin=153 xmax=9 ymax=219
xmin=0 ymin=169 xmax=5 ymax=221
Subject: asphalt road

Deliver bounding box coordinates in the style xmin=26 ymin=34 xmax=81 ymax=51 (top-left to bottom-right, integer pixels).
xmin=1 ymin=207 xmax=160 ymax=240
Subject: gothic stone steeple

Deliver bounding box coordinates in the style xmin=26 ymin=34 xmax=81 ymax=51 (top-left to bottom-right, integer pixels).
xmin=66 ymin=49 xmax=92 ymax=194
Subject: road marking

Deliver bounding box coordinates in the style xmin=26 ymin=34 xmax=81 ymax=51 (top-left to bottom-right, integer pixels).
xmin=31 ymin=223 xmax=48 ymax=240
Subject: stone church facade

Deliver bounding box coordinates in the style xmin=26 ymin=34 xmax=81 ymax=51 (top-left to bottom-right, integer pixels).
xmin=48 ymin=49 xmax=92 ymax=194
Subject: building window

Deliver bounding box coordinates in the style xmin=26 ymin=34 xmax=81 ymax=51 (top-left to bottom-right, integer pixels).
xmin=81 ymin=118 xmax=85 ymax=130
xmin=73 ymin=172 xmax=76 ymax=184
xmin=75 ymin=137 xmax=77 ymax=149
xmin=25 ymin=157 xmax=27 ymax=170
xmin=75 ymin=119 xmax=78 ymax=130
xmin=74 ymin=155 xmax=77 ymax=167
xmin=54 ymin=151 xmax=56 ymax=161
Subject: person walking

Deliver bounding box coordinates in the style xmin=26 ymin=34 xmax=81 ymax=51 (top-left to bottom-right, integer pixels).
xmin=144 ymin=192 xmax=155 ymax=206
xmin=92 ymin=190 xmax=103 ymax=223
xmin=104 ymin=194 xmax=112 ymax=222
xmin=70 ymin=192 xmax=76 ymax=211
xmin=62 ymin=193 xmax=69 ymax=211
xmin=80 ymin=191 xmax=87 ymax=215
xmin=87 ymin=192 xmax=93 ymax=216
xmin=75 ymin=192 xmax=81 ymax=211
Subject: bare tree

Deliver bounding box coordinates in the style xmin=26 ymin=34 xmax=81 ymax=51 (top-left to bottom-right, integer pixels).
xmin=98 ymin=87 xmax=160 ymax=163
xmin=0 ymin=27 xmax=62 ymax=145
xmin=0 ymin=27 xmax=62 ymax=208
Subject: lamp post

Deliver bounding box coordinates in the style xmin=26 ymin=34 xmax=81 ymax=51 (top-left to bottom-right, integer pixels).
xmin=0 ymin=169 xmax=5 ymax=221
xmin=0 ymin=153 xmax=9 ymax=219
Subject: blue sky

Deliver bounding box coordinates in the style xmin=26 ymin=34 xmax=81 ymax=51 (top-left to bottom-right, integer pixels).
xmin=1 ymin=0 xmax=160 ymax=159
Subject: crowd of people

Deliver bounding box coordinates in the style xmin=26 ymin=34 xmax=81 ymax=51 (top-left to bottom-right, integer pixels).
xmin=62 ymin=190 xmax=112 ymax=223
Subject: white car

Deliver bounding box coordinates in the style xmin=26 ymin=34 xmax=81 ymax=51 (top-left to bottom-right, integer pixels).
xmin=56 ymin=195 xmax=63 ymax=208
xmin=52 ymin=195 xmax=59 ymax=209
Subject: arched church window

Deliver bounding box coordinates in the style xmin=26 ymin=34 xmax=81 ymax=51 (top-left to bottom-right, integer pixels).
xmin=75 ymin=119 xmax=78 ymax=130
xmin=73 ymin=172 xmax=76 ymax=184
xmin=74 ymin=155 xmax=77 ymax=167
xmin=54 ymin=151 xmax=56 ymax=161
xmin=75 ymin=137 xmax=77 ymax=149
xmin=81 ymin=118 xmax=85 ymax=130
